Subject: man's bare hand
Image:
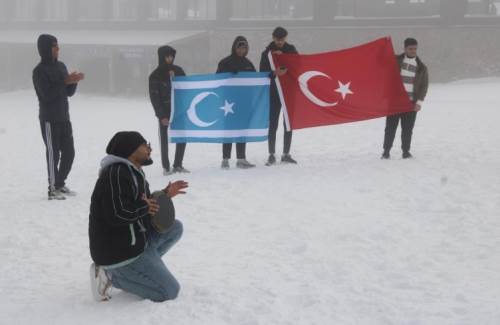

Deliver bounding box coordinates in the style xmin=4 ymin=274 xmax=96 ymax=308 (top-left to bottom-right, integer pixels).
xmin=163 ymin=181 xmax=189 ymax=198
xmin=274 ymin=67 xmax=288 ymax=77
xmin=161 ymin=118 xmax=169 ymax=126
xmin=65 ymin=71 xmax=85 ymax=85
xmin=415 ymin=104 xmax=422 ymax=112
xmin=143 ymin=195 xmax=160 ymax=215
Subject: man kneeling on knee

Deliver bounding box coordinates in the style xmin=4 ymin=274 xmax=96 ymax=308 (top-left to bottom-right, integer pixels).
xmin=88 ymin=131 xmax=188 ymax=302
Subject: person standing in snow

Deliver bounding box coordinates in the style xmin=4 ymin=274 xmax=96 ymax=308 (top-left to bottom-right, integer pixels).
xmin=149 ymin=45 xmax=189 ymax=175
xmin=259 ymin=27 xmax=298 ymax=166
xmin=381 ymin=38 xmax=429 ymax=159
xmin=33 ymin=34 xmax=84 ymax=200
xmin=216 ymin=36 xmax=257 ymax=169
xmin=88 ymin=131 xmax=188 ymax=302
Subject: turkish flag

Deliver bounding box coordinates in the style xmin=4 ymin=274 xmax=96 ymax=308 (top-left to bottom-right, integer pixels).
xmin=270 ymin=37 xmax=413 ymax=130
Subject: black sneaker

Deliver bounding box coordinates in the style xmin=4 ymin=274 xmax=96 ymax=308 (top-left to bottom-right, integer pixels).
xmin=281 ymin=154 xmax=297 ymax=164
xmin=381 ymin=151 xmax=390 ymax=159
xmin=265 ymin=154 xmax=276 ymax=166
xmin=48 ymin=190 xmax=65 ymax=200
xmin=402 ymin=151 xmax=413 ymax=159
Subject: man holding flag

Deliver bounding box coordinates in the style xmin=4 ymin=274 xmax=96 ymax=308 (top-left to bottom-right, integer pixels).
xmin=216 ymin=36 xmax=258 ymax=169
xmin=260 ymin=27 xmax=298 ymax=166
xmin=381 ymin=38 xmax=429 ymax=159
xmin=149 ymin=45 xmax=189 ymax=175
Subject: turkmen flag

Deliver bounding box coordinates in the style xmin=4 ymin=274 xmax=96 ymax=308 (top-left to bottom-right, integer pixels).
xmin=170 ymin=72 xmax=271 ymax=143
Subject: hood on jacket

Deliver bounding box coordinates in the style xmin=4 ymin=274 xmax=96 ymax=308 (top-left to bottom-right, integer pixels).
xmin=37 ymin=34 xmax=57 ymax=64
xmin=98 ymin=155 xmax=146 ymax=201
xmin=231 ymin=36 xmax=249 ymax=57
xmin=99 ymin=154 xmax=144 ymax=178
xmin=158 ymin=45 xmax=177 ymax=67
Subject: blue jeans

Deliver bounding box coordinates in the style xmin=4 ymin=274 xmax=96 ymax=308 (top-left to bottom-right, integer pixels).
xmin=107 ymin=220 xmax=183 ymax=302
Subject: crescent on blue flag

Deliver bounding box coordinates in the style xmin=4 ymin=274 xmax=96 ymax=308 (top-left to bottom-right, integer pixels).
xmin=170 ymin=72 xmax=271 ymax=143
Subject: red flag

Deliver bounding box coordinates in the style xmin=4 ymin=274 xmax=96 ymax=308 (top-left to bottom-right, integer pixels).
xmin=270 ymin=37 xmax=413 ymax=130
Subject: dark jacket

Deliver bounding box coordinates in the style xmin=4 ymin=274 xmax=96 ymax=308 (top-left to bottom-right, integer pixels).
xmin=89 ymin=156 xmax=151 ymax=266
xmin=149 ymin=46 xmax=186 ymax=120
xmin=216 ymin=36 xmax=256 ymax=74
xmin=33 ymin=34 xmax=77 ymax=122
xmin=397 ymin=54 xmax=429 ymax=103
xmin=259 ymin=41 xmax=298 ymax=106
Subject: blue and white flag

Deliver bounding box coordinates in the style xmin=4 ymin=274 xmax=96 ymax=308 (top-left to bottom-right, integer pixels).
xmin=170 ymin=72 xmax=271 ymax=143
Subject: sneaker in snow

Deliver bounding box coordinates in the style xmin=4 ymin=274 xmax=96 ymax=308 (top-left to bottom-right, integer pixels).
xmin=48 ymin=190 xmax=65 ymax=200
xmin=221 ymin=159 xmax=230 ymax=169
xmin=236 ymin=159 xmax=256 ymax=169
xmin=90 ymin=263 xmax=112 ymax=302
xmin=265 ymin=154 xmax=276 ymax=166
xmin=163 ymin=168 xmax=171 ymax=176
xmin=281 ymin=154 xmax=297 ymax=164
xmin=172 ymin=166 xmax=190 ymax=173
xmin=56 ymin=186 xmax=76 ymax=196
xmin=402 ymin=151 xmax=413 ymax=159
xmin=381 ymin=151 xmax=390 ymax=159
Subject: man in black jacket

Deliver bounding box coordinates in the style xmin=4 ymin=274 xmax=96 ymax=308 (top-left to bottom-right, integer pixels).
xmin=216 ymin=36 xmax=256 ymax=169
xmin=89 ymin=131 xmax=188 ymax=302
xmin=260 ymin=27 xmax=298 ymax=166
xmin=149 ymin=45 xmax=189 ymax=175
xmin=33 ymin=34 xmax=84 ymax=200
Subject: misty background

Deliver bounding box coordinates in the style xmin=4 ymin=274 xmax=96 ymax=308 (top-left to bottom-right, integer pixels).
xmin=0 ymin=0 xmax=499 ymax=96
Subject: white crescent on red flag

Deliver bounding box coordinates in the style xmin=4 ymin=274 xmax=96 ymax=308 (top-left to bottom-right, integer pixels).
xmin=270 ymin=37 xmax=414 ymax=131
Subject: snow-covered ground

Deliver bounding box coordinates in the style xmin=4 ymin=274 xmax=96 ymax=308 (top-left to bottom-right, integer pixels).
xmin=0 ymin=78 xmax=499 ymax=325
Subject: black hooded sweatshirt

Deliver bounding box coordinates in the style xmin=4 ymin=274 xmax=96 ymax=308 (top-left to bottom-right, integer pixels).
xmin=32 ymin=34 xmax=77 ymax=122
xmin=216 ymin=36 xmax=256 ymax=74
xmin=148 ymin=45 xmax=186 ymax=120
xmin=89 ymin=155 xmax=151 ymax=266
xmin=259 ymin=41 xmax=298 ymax=106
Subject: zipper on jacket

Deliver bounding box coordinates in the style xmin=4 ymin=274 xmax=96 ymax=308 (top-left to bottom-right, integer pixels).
xmin=129 ymin=224 xmax=136 ymax=246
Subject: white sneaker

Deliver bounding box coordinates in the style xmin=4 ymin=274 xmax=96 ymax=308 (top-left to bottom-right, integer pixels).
xmin=89 ymin=263 xmax=112 ymax=302
xmin=221 ymin=159 xmax=230 ymax=169
xmin=48 ymin=190 xmax=65 ymax=200
xmin=57 ymin=186 xmax=77 ymax=196
xmin=236 ymin=159 xmax=256 ymax=169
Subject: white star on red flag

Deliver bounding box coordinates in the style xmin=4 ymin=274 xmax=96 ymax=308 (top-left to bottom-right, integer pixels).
xmin=335 ymin=81 xmax=354 ymax=100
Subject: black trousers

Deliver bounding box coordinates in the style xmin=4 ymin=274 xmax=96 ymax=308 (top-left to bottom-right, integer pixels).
xmin=222 ymin=143 xmax=246 ymax=160
xmin=268 ymin=101 xmax=292 ymax=155
xmin=40 ymin=120 xmax=75 ymax=191
xmin=383 ymin=111 xmax=417 ymax=153
xmin=159 ymin=121 xmax=186 ymax=170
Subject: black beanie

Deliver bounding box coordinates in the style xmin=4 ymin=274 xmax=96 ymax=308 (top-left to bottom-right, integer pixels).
xmin=272 ymin=27 xmax=288 ymax=39
xmin=106 ymin=131 xmax=147 ymax=159
xmin=404 ymin=38 xmax=418 ymax=48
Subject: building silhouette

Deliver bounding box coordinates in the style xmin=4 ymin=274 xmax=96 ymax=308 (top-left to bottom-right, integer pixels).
xmin=0 ymin=0 xmax=499 ymax=94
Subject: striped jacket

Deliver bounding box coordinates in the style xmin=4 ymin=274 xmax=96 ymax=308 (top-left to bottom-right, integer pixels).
xmin=397 ymin=54 xmax=429 ymax=105
xmin=89 ymin=155 xmax=151 ymax=266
